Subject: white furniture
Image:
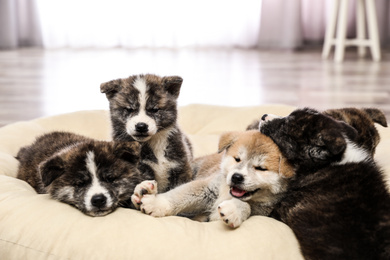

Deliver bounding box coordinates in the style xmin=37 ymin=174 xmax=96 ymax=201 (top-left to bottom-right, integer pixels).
xmin=322 ymin=0 xmax=381 ymax=62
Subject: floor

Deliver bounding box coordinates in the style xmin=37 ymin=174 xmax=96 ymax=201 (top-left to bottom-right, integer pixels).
xmin=0 ymin=47 xmax=390 ymax=127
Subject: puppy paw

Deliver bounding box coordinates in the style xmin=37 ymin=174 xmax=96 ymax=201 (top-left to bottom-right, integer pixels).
xmin=217 ymin=200 xmax=245 ymax=228
xmin=140 ymin=194 xmax=172 ymax=217
xmin=131 ymin=180 xmax=158 ymax=209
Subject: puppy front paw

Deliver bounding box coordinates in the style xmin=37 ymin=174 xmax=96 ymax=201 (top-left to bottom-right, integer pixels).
xmin=217 ymin=200 xmax=246 ymax=228
xmin=131 ymin=180 xmax=158 ymax=209
xmin=140 ymin=194 xmax=172 ymax=217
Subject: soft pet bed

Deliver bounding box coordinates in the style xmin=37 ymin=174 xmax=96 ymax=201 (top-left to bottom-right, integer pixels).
xmin=1 ymin=104 xmax=389 ymax=260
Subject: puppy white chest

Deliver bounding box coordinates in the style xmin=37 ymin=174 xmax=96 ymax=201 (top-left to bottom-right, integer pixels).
xmin=145 ymin=130 xmax=178 ymax=192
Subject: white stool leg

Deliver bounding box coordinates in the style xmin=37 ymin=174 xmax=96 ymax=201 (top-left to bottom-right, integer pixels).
xmin=356 ymin=0 xmax=366 ymax=57
xmin=322 ymin=0 xmax=339 ymax=59
xmin=365 ymin=0 xmax=381 ymax=61
xmin=335 ymin=0 xmax=349 ymax=62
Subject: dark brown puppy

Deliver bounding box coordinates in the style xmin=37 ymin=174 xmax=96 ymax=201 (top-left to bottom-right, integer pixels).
xmin=100 ymin=74 xmax=193 ymax=199
xmin=17 ymin=131 xmax=142 ymax=217
xmin=258 ymin=107 xmax=390 ymax=260
xmin=247 ymin=108 xmax=387 ymax=155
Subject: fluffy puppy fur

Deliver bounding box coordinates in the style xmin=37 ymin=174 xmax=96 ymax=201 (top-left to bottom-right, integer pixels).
xmin=100 ymin=74 xmax=193 ymax=197
xmin=133 ymin=130 xmax=294 ymax=228
xmin=257 ymin=107 xmax=390 ymax=260
xmin=17 ymin=132 xmax=142 ymax=217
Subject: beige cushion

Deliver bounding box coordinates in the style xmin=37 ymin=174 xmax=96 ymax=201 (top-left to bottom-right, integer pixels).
xmin=0 ymin=104 xmax=388 ymax=259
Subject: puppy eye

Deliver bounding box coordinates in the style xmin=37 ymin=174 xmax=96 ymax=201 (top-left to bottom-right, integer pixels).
xmin=74 ymin=179 xmax=87 ymax=187
xmin=234 ymin=157 xmax=241 ymax=163
xmin=74 ymin=172 xmax=90 ymax=187
xmin=125 ymin=108 xmax=135 ymax=114
xmin=254 ymin=166 xmax=267 ymax=171
xmin=148 ymin=108 xmax=159 ymax=113
xmin=104 ymin=175 xmax=117 ymax=183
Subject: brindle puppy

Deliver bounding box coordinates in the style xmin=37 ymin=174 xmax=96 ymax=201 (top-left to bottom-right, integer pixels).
xmin=258 ymin=108 xmax=390 ymax=260
xmin=247 ymin=108 xmax=387 ymax=157
xmin=323 ymin=107 xmax=387 ymax=156
xmin=17 ymin=131 xmax=142 ymax=216
xmin=100 ymin=74 xmax=193 ymax=204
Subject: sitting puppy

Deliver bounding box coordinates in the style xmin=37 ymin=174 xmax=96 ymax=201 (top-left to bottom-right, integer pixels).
xmin=258 ymin=107 xmax=390 ymax=260
xmin=100 ymin=74 xmax=193 ymax=201
xmin=17 ymin=132 xmax=142 ymax=217
xmin=133 ymin=130 xmax=294 ymax=228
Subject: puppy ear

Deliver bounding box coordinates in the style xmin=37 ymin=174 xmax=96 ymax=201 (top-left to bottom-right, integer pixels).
xmin=39 ymin=156 xmax=65 ymax=187
xmin=162 ymin=76 xmax=183 ymax=98
xmin=278 ymin=156 xmax=294 ymax=178
xmin=218 ymin=132 xmax=239 ymax=153
xmin=100 ymin=80 xmax=121 ymax=99
xmin=309 ymin=129 xmax=348 ymax=161
xmin=114 ymin=141 xmax=140 ymax=164
xmin=363 ymin=108 xmax=388 ymax=127
xmin=246 ymin=119 xmax=260 ymax=131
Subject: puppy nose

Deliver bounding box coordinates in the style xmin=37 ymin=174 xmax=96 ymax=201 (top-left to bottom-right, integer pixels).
xmin=91 ymin=194 xmax=107 ymax=208
xmin=135 ymin=123 xmax=148 ymax=133
xmin=261 ymin=114 xmax=268 ymax=121
xmin=231 ymin=173 xmax=244 ymax=184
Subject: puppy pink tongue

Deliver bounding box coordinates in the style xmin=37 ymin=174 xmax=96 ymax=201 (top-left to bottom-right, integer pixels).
xmin=231 ymin=187 xmax=246 ymax=197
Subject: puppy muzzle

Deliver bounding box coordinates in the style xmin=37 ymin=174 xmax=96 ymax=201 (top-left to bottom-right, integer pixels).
xmin=229 ymin=174 xmax=260 ymax=200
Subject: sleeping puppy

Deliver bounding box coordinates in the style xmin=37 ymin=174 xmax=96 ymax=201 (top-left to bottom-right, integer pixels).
xmin=17 ymin=132 xmax=142 ymax=217
xmin=133 ymin=130 xmax=294 ymax=228
xmin=257 ymin=107 xmax=390 ymax=260
xmin=100 ymin=74 xmax=193 ymax=199
xmin=247 ymin=107 xmax=387 ymax=156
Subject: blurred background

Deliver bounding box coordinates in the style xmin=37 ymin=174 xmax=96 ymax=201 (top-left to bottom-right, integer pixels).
xmin=0 ymin=0 xmax=390 ymax=126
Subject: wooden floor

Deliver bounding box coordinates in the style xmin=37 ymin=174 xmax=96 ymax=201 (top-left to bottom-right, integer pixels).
xmin=0 ymin=47 xmax=390 ymax=127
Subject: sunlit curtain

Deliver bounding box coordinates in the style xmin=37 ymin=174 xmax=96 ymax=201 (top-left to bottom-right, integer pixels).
xmin=1 ymin=0 xmax=389 ymax=50
xmin=35 ymin=0 xmax=261 ymax=48
xmin=0 ymin=0 xmax=42 ymax=48
xmin=258 ymin=0 xmax=304 ymax=49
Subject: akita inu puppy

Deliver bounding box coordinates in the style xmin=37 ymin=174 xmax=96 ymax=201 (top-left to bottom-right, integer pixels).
xmin=248 ymin=107 xmax=387 ymax=158
xmin=257 ymin=107 xmax=390 ymax=260
xmin=17 ymin=132 xmax=142 ymax=217
xmin=100 ymin=74 xmax=193 ymax=201
xmin=133 ymin=130 xmax=294 ymax=228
